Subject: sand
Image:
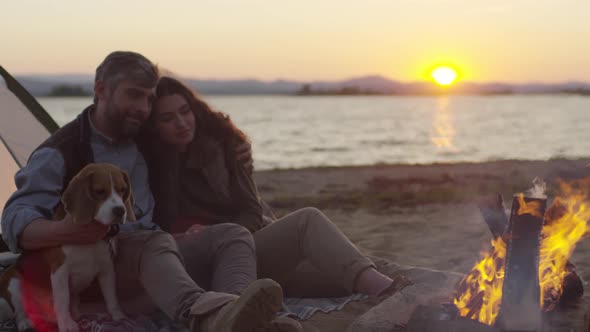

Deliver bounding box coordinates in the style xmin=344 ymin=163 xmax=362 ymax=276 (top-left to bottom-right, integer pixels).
xmin=3 ymin=157 xmax=589 ymax=330
xmin=254 ymin=158 xmax=590 ymax=331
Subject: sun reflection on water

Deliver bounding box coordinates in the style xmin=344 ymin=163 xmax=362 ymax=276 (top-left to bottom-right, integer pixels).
xmin=431 ymin=96 xmax=457 ymax=152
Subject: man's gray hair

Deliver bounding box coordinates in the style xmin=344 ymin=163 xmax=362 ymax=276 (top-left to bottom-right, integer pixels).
xmin=94 ymin=51 xmax=159 ymax=103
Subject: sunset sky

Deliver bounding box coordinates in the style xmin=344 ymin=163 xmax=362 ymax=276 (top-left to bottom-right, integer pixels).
xmin=2 ymin=0 xmax=589 ymax=83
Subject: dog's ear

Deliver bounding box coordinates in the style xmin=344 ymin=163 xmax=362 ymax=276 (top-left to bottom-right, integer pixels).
xmin=121 ymin=171 xmax=136 ymax=222
xmin=62 ymin=169 xmax=96 ymax=224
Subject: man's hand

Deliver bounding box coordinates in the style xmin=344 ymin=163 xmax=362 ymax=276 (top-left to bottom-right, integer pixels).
xmin=20 ymin=215 xmax=111 ymax=250
xmin=59 ymin=220 xmax=111 ymax=245
xmin=235 ymin=141 xmax=254 ymax=174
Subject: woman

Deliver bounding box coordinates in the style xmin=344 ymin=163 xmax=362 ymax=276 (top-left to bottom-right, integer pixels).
xmin=142 ymin=76 xmax=407 ymax=301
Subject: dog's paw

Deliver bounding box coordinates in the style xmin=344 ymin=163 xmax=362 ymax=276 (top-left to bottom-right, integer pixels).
xmin=110 ymin=310 xmax=127 ymax=321
xmin=58 ymin=318 xmax=79 ymax=332
xmin=17 ymin=318 xmax=34 ymax=332
xmin=67 ymin=324 xmax=80 ymax=332
xmin=70 ymin=308 xmax=80 ymax=321
xmin=58 ymin=319 xmax=80 ymax=332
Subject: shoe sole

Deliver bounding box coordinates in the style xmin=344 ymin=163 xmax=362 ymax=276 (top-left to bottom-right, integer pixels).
xmin=268 ymin=317 xmax=304 ymax=332
xmin=221 ymin=279 xmax=283 ymax=332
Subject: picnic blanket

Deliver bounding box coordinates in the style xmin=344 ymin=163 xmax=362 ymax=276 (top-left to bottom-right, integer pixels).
xmin=0 ymin=294 xmax=368 ymax=331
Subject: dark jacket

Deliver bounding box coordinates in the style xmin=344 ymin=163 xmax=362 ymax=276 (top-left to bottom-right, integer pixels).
xmin=141 ymin=132 xmax=274 ymax=234
xmin=36 ymin=106 xmax=94 ymax=202
xmin=36 ymin=105 xmax=149 ymax=222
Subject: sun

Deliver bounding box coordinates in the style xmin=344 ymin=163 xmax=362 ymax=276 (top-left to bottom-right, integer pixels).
xmin=431 ymin=66 xmax=458 ymax=86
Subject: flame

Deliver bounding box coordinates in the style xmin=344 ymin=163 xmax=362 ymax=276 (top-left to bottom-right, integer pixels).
xmin=455 ymin=178 xmax=590 ymax=325
xmin=453 ymin=237 xmax=507 ymax=325
xmin=539 ymin=180 xmax=590 ymax=310
xmin=516 ymin=193 xmax=544 ymax=218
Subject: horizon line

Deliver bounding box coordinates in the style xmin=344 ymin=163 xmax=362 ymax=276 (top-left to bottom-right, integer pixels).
xmin=9 ymin=71 xmax=590 ymax=86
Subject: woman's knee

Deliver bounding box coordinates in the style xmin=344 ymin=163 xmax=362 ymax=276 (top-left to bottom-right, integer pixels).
xmin=210 ymin=223 xmax=255 ymax=248
xmin=143 ymin=231 xmax=179 ymax=254
xmin=298 ymin=207 xmax=331 ymax=225
xmin=300 ymin=207 xmax=323 ymax=217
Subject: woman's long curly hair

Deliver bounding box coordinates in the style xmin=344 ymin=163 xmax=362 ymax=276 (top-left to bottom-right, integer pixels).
xmin=152 ymin=76 xmax=249 ymax=144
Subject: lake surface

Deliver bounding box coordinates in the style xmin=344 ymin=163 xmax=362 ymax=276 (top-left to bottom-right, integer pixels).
xmin=39 ymin=95 xmax=590 ymax=170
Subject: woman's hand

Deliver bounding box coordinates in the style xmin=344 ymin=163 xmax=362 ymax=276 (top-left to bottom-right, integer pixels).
xmin=235 ymin=141 xmax=254 ymax=174
xmin=186 ymin=224 xmax=208 ymax=235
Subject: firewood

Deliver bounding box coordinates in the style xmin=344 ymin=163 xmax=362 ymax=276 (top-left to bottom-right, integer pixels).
xmin=476 ymin=194 xmax=508 ymax=239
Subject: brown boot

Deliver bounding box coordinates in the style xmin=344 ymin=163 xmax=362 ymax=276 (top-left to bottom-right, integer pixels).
xmin=194 ymin=279 xmax=283 ymax=332
xmin=262 ymin=316 xmax=303 ymax=332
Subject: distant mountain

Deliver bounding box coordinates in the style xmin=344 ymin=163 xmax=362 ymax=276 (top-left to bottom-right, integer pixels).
xmin=17 ymin=74 xmax=94 ymax=83
xmin=7 ymin=73 xmax=590 ymax=96
xmin=184 ymin=78 xmax=301 ymax=95
xmin=13 ymin=74 xmax=94 ymax=96
xmin=304 ymin=75 xmax=403 ymax=93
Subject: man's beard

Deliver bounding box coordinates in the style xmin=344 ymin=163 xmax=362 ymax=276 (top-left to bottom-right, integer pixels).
xmin=104 ymin=100 xmax=143 ymax=140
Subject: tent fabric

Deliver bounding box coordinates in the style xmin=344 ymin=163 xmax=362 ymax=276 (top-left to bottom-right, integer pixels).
xmin=0 ymin=134 xmax=19 ymax=223
xmin=0 ymin=67 xmax=55 ymax=232
xmin=0 ymin=66 xmax=59 ymax=138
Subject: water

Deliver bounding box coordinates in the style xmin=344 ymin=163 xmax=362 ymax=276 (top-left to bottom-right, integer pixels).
xmin=38 ymin=95 xmax=590 ymax=170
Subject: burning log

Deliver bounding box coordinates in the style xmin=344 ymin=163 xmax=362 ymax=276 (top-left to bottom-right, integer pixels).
xmin=495 ymin=194 xmax=546 ymax=330
xmin=477 ymin=193 xmax=509 ymax=239
xmin=453 ymin=178 xmax=589 ymax=330
xmin=453 ymin=236 xmax=507 ymax=325
xmin=541 ymin=201 xmax=584 ymax=311
xmin=476 ymin=193 xmax=584 ymax=311
xmin=463 ymin=291 xmax=485 ymax=319
xmin=558 ymin=261 xmax=584 ymax=306
xmin=538 ymin=180 xmax=590 ymax=311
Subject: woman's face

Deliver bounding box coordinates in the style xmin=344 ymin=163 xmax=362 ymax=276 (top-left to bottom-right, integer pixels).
xmin=153 ymin=94 xmax=196 ymax=148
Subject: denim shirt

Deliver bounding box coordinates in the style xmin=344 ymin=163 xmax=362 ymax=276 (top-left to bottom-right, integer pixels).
xmin=1 ymin=112 xmax=157 ymax=253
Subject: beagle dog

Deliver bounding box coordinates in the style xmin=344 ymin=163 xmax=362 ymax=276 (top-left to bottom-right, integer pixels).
xmin=1 ymin=163 xmax=135 ymax=332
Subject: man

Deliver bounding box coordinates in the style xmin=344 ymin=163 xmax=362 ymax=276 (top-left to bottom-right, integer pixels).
xmin=1 ymin=51 xmax=301 ymax=332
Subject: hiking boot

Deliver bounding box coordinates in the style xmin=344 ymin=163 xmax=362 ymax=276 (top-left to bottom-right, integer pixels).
xmin=260 ymin=316 xmax=303 ymax=332
xmin=194 ymin=278 xmax=283 ymax=332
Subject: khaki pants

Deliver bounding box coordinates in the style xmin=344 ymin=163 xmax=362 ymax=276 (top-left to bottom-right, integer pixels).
xmin=112 ymin=208 xmax=373 ymax=323
xmin=112 ymin=230 xmax=236 ymax=325
xmin=174 ymin=223 xmax=257 ymax=295
xmin=255 ymin=207 xmax=375 ymax=298
xmin=172 ymin=207 xmax=374 ymax=299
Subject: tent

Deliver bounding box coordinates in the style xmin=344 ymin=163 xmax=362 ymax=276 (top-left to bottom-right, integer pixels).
xmin=0 ymin=66 xmax=59 ymax=248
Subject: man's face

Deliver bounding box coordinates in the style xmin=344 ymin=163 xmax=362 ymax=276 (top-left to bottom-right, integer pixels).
xmin=101 ymin=80 xmax=156 ymax=139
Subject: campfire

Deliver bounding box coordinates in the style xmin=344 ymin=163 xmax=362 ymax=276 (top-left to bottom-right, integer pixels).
xmin=411 ymin=178 xmax=588 ymax=331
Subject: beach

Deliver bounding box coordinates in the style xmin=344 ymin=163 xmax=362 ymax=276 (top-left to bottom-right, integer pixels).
xmin=3 ymin=90 xmax=590 ymax=329
xmin=254 ymin=158 xmax=590 ymax=330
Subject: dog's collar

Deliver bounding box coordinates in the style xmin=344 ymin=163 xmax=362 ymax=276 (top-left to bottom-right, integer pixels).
xmin=103 ymin=224 xmax=120 ymax=241
xmin=103 ymin=224 xmax=120 ymax=259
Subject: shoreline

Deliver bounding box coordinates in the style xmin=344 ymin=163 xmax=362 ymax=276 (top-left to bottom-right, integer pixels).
xmin=257 ymin=157 xmax=590 ymax=172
